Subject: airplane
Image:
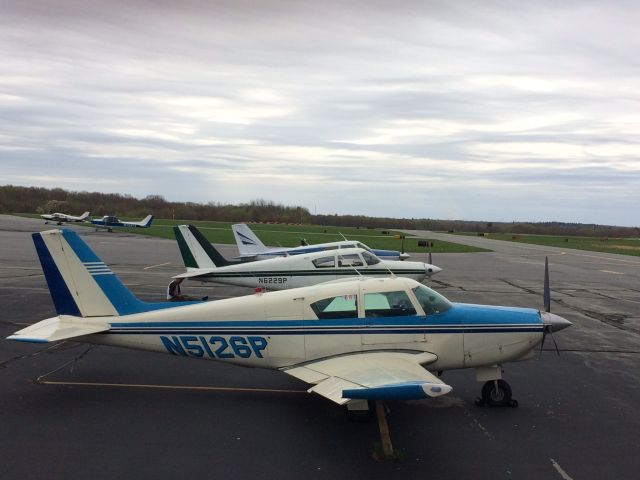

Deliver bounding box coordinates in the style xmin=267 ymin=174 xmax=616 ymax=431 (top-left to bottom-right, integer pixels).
xmin=41 ymin=211 xmax=90 ymax=225
xmin=91 ymin=214 xmax=154 ymax=232
xmin=8 ymin=229 xmax=571 ymax=415
xmin=174 ymin=224 xmax=441 ymax=290
xmin=232 ymin=223 xmax=411 ymax=261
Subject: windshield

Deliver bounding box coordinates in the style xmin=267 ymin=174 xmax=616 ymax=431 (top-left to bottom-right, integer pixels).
xmin=412 ymin=285 xmax=452 ymax=315
xmin=361 ymin=252 xmax=381 ymax=265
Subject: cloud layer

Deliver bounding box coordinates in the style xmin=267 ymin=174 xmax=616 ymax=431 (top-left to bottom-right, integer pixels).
xmin=1 ymin=0 xmax=639 ymax=226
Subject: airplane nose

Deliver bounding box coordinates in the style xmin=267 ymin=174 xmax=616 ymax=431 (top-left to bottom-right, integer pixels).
xmin=541 ymin=312 xmax=572 ymax=332
xmin=425 ymin=264 xmax=442 ymax=276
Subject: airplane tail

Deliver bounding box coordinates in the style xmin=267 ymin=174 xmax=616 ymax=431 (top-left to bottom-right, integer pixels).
xmin=80 ymin=211 xmax=90 ymax=220
xmin=173 ymin=225 xmax=235 ymax=269
xmin=8 ymin=229 xmax=182 ymax=343
xmin=232 ymin=223 xmax=268 ymax=256
xmin=136 ymin=214 xmax=154 ymax=227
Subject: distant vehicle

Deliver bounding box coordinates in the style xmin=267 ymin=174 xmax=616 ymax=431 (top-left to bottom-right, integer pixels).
xmin=9 ymin=229 xmax=571 ymax=414
xmin=232 ymin=223 xmax=411 ymax=261
xmin=174 ymin=224 xmax=440 ymax=290
xmin=91 ymin=214 xmax=153 ymax=232
xmin=41 ymin=211 xmax=90 ymax=225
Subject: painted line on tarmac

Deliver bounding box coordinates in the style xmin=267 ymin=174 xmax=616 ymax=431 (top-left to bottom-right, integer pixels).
xmin=550 ymin=458 xmax=574 ymax=480
xmin=599 ymin=269 xmax=624 ymax=275
xmin=38 ymin=380 xmax=307 ymax=395
xmin=144 ymin=262 xmax=171 ymax=270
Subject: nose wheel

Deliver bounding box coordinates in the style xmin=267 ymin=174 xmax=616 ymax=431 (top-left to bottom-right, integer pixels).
xmin=475 ymin=379 xmax=518 ymax=407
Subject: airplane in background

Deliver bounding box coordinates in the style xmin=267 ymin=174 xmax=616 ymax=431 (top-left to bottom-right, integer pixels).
xmin=41 ymin=211 xmax=90 ymax=225
xmin=174 ymin=224 xmax=440 ymax=290
xmin=8 ymin=228 xmax=571 ymax=414
xmin=232 ymin=223 xmax=411 ymax=261
xmin=91 ymin=214 xmax=154 ymax=232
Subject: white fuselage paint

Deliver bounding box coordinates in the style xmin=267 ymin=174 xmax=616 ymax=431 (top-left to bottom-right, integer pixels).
xmin=85 ymin=278 xmax=543 ymax=372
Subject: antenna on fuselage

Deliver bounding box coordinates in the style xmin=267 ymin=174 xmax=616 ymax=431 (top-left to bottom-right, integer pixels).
xmin=337 ymin=253 xmax=363 ymax=278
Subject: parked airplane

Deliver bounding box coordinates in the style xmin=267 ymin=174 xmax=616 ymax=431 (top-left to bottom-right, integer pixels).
xmin=91 ymin=214 xmax=154 ymax=232
xmin=174 ymin=224 xmax=440 ymax=290
xmin=8 ymin=229 xmax=571 ymax=412
xmin=41 ymin=211 xmax=90 ymax=225
xmin=232 ymin=223 xmax=411 ymax=261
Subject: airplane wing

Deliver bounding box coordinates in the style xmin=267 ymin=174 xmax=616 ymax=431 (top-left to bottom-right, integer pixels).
xmin=7 ymin=315 xmax=110 ymax=343
xmin=281 ymin=351 xmax=451 ymax=404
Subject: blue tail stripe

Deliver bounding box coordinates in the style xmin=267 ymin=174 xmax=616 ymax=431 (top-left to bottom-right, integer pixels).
xmin=32 ymin=233 xmax=81 ymax=316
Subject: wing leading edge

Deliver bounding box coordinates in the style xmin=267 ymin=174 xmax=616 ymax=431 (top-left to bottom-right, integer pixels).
xmin=282 ymin=351 xmax=451 ymax=404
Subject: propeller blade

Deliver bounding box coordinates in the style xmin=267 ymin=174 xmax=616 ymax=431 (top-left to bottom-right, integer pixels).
xmin=550 ymin=329 xmax=560 ymax=356
xmin=428 ymin=251 xmax=432 ymax=265
xmin=543 ymin=256 xmax=551 ymax=313
xmin=538 ymin=328 xmax=547 ymax=359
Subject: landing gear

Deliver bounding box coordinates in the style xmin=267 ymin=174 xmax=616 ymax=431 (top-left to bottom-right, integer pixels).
xmin=475 ymin=379 xmax=518 ymax=407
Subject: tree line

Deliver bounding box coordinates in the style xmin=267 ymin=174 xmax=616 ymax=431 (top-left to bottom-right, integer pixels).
xmin=1 ymin=185 xmax=637 ymax=237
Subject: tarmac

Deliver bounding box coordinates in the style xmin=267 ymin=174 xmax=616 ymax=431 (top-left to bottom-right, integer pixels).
xmin=1 ymin=214 xmax=639 ymax=479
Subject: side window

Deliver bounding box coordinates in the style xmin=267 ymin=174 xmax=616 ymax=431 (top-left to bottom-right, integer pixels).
xmin=313 ymin=255 xmax=335 ymax=268
xmin=412 ymin=285 xmax=452 ymax=315
xmin=338 ymin=253 xmax=364 ymax=267
xmin=364 ymin=291 xmax=417 ymax=317
xmin=310 ymin=294 xmax=358 ymax=319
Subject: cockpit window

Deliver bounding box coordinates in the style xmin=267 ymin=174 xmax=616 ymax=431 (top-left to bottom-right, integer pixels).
xmin=310 ymin=294 xmax=358 ymax=319
xmin=364 ymin=291 xmax=417 ymax=317
xmin=362 ymin=252 xmax=380 ymax=265
xmin=338 ymin=253 xmax=363 ymax=267
xmin=412 ymin=285 xmax=452 ymax=315
xmin=312 ymin=255 xmax=335 ymax=268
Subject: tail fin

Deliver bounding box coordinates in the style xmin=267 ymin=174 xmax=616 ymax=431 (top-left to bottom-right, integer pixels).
xmin=232 ymin=223 xmax=268 ymax=256
xmin=136 ymin=214 xmax=153 ymax=227
xmin=32 ymin=229 xmax=177 ymax=317
xmin=173 ymin=225 xmax=235 ymax=269
xmin=80 ymin=211 xmax=90 ymax=220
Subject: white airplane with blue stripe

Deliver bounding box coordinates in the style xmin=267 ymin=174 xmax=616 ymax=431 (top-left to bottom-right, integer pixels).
xmin=8 ymin=229 xmax=572 ymax=411
xmin=41 ymin=211 xmax=90 ymax=225
xmin=174 ymin=224 xmax=440 ymax=290
xmin=232 ymin=223 xmax=411 ymax=261
xmin=91 ymin=214 xmax=153 ymax=232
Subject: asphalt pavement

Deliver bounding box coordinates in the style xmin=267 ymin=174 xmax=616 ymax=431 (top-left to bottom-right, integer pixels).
xmin=1 ymin=215 xmax=639 ymax=479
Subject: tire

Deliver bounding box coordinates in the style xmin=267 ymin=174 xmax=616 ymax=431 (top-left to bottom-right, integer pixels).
xmin=481 ymin=379 xmax=512 ymax=407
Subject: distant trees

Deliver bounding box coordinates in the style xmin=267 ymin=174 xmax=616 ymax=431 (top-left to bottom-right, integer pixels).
xmin=0 ymin=184 xmax=637 ymax=236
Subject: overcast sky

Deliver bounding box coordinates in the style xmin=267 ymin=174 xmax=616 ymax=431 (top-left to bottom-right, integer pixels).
xmin=1 ymin=0 xmax=639 ymax=226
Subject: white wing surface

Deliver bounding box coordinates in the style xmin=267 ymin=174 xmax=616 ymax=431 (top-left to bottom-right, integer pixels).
xmin=282 ymin=351 xmax=451 ymax=405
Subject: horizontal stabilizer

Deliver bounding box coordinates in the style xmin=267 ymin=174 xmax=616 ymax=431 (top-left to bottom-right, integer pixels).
xmin=7 ymin=316 xmax=110 ymax=343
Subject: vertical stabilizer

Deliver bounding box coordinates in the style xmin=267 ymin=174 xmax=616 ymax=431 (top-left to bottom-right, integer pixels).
xmin=174 ymin=225 xmax=235 ymax=269
xmin=33 ymin=229 xmax=179 ymax=317
xmin=232 ymin=223 xmax=269 ymax=256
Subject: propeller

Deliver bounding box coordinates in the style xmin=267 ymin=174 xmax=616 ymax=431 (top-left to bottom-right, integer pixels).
xmin=539 ymin=256 xmax=567 ymax=357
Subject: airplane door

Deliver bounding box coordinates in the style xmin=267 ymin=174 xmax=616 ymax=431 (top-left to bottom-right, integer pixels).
xmin=263 ymin=294 xmax=305 ymax=365
xmin=303 ymin=290 xmax=362 ymax=361
xmin=294 ymin=253 xmax=338 ymax=288
xmin=360 ymin=286 xmax=427 ymax=347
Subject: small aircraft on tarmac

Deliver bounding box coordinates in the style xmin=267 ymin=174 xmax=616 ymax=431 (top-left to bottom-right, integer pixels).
xmin=232 ymin=223 xmax=411 ymax=261
xmin=41 ymin=211 xmax=90 ymax=225
xmin=8 ymin=229 xmax=571 ymax=413
xmin=91 ymin=214 xmax=154 ymax=232
xmin=174 ymin=224 xmax=440 ymax=290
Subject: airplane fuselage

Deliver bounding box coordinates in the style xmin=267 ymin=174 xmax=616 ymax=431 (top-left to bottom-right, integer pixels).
xmin=83 ymin=281 xmax=544 ymax=372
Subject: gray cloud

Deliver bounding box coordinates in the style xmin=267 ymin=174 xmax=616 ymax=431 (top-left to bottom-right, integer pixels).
xmin=0 ymin=0 xmax=638 ymax=226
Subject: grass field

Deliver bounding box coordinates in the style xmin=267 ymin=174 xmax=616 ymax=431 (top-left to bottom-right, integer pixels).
xmin=455 ymin=232 xmax=640 ymax=257
xmin=17 ymin=214 xmax=487 ymax=253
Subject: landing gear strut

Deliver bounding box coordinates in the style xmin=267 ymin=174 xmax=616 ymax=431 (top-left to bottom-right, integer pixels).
xmin=475 ymin=379 xmax=518 ymax=407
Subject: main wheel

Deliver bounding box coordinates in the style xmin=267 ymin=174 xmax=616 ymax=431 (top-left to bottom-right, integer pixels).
xmin=481 ymin=379 xmax=513 ymax=407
